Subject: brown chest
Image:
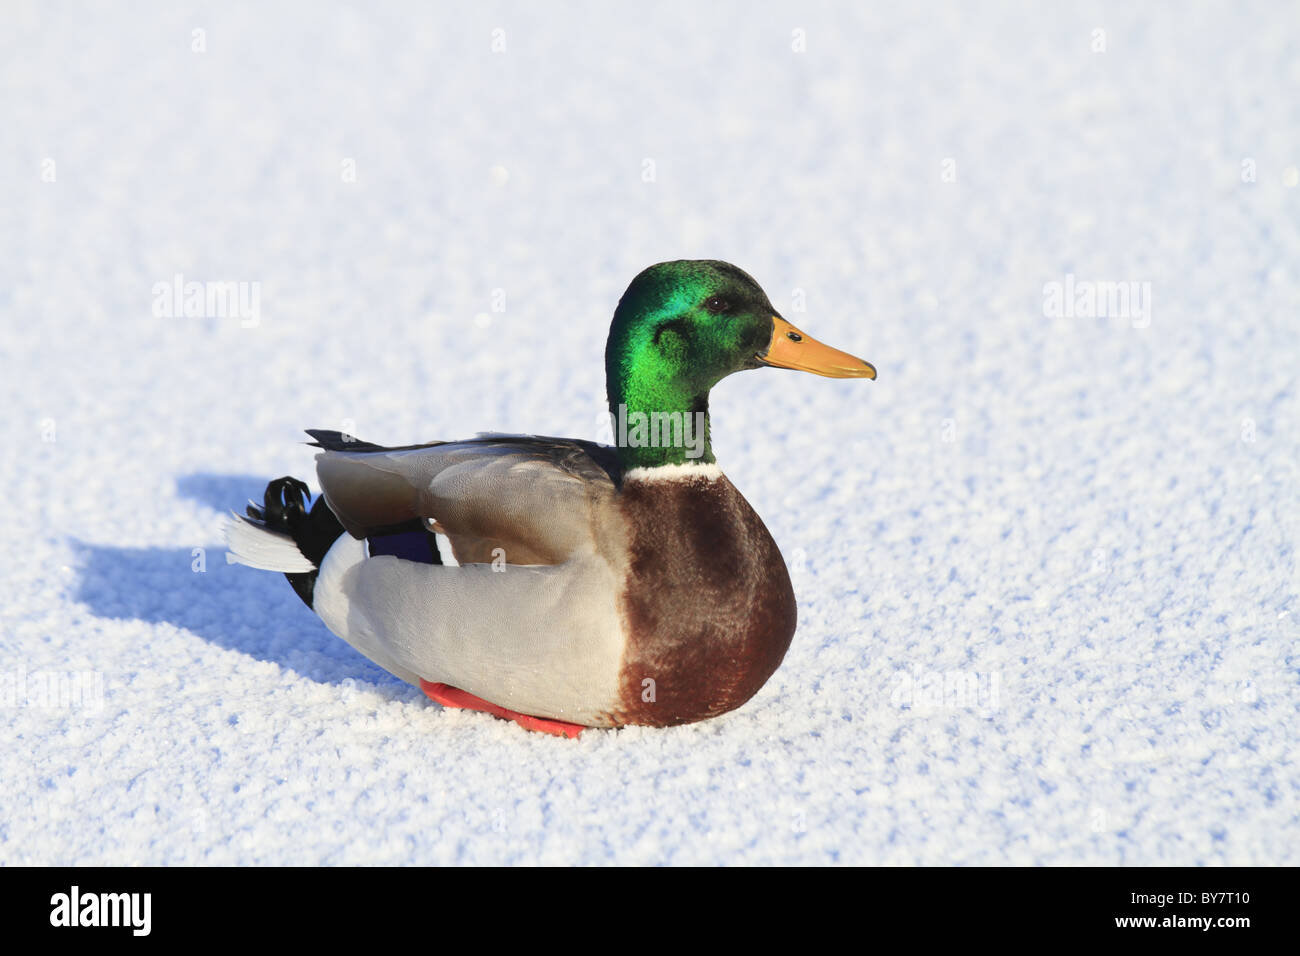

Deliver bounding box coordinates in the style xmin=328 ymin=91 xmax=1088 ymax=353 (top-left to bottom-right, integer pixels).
xmin=607 ymin=474 xmax=797 ymax=726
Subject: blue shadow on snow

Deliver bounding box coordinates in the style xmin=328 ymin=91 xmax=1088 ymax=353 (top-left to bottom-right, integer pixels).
xmin=70 ymin=472 xmax=407 ymax=692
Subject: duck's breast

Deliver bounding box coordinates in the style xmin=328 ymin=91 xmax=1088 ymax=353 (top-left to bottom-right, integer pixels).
xmin=605 ymin=470 xmax=797 ymax=726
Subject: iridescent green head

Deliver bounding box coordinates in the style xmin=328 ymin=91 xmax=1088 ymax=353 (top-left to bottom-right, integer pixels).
xmin=604 ymin=260 xmax=875 ymax=470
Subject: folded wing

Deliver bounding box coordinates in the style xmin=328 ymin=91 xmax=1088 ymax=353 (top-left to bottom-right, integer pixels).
xmin=309 ymin=431 xmax=623 ymax=566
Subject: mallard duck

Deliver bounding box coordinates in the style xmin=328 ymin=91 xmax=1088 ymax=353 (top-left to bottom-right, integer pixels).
xmin=227 ymin=260 xmax=875 ymax=736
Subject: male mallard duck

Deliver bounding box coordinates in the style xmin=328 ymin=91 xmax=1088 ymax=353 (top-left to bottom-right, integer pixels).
xmin=227 ymin=260 xmax=874 ymax=736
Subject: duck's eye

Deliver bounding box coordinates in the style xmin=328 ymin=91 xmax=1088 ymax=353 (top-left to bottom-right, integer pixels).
xmin=703 ymin=296 xmax=730 ymax=314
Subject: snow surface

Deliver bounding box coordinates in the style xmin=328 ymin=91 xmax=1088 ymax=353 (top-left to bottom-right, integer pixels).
xmin=2 ymin=1 xmax=1298 ymax=865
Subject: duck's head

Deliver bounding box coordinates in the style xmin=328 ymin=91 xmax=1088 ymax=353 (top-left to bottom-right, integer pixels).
xmin=606 ymin=260 xmax=875 ymax=468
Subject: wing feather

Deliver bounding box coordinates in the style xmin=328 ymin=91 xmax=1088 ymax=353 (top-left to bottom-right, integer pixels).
xmin=313 ymin=434 xmax=622 ymax=566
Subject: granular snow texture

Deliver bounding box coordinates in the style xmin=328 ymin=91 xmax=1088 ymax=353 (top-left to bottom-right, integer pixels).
xmin=1 ymin=1 xmax=1297 ymax=864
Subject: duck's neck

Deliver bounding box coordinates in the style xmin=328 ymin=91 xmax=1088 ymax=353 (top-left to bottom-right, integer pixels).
xmin=607 ymin=377 xmax=715 ymax=471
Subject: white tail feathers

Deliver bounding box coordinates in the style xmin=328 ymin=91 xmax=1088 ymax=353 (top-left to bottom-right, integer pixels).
xmin=224 ymin=514 xmax=317 ymax=573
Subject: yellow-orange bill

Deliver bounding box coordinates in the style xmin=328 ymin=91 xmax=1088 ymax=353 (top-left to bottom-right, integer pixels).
xmin=757 ymin=316 xmax=876 ymax=379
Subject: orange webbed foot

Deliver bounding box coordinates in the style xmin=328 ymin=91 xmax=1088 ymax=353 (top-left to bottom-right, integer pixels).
xmin=419 ymin=680 xmax=586 ymax=738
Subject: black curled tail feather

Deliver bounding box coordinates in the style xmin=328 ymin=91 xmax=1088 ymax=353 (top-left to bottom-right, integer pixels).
xmin=246 ymin=476 xmax=345 ymax=608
